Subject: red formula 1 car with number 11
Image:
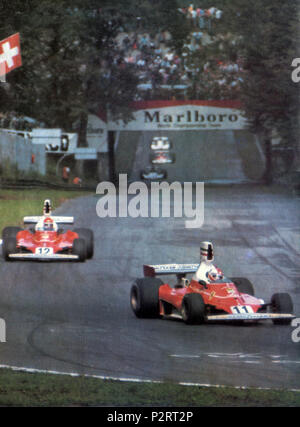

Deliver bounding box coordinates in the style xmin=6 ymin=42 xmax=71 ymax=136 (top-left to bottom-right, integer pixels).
xmin=1 ymin=199 xmax=94 ymax=262
xmin=130 ymin=242 xmax=295 ymax=325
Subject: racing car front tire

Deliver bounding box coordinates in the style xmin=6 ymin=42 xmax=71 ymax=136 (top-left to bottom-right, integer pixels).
xmin=74 ymin=228 xmax=94 ymax=259
xmin=2 ymin=237 xmax=18 ymax=261
xmin=231 ymin=277 xmax=255 ymax=296
xmin=181 ymin=293 xmax=206 ymax=325
xmin=72 ymin=238 xmax=87 ymax=262
xmin=271 ymin=293 xmax=294 ymax=325
xmin=130 ymin=278 xmax=163 ymax=318
xmin=2 ymin=226 xmax=22 ymax=239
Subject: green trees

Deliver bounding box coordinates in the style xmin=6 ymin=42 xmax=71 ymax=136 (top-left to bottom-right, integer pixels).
xmin=221 ymin=0 xmax=300 ymax=180
xmin=1 ymin=1 xmax=139 ymax=144
xmin=0 ymin=0 xmax=188 ymax=145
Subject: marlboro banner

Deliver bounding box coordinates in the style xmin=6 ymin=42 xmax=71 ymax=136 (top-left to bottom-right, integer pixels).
xmin=0 ymin=33 xmax=22 ymax=77
xmin=107 ymin=100 xmax=247 ymax=131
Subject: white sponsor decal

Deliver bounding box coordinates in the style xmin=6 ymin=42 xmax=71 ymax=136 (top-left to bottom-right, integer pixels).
xmin=230 ymin=305 xmax=254 ymax=315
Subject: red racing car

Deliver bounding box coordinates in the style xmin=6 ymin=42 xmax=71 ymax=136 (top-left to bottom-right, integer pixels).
xmin=130 ymin=264 xmax=295 ymax=325
xmin=150 ymin=151 xmax=175 ymax=164
xmin=1 ymin=200 xmax=93 ymax=262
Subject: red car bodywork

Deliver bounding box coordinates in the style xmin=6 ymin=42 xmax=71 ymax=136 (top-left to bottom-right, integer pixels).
xmin=16 ymin=229 xmax=79 ymax=255
xmin=158 ymin=279 xmax=262 ymax=317
xmin=151 ymin=151 xmax=174 ymax=164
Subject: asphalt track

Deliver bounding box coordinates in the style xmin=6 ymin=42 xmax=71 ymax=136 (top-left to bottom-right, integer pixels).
xmin=130 ymin=130 xmax=265 ymax=183
xmin=0 ymin=184 xmax=299 ymax=390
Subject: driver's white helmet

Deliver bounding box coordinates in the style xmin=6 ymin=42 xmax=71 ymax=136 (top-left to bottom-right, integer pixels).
xmin=43 ymin=217 xmax=54 ymax=231
xmin=200 ymin=241 xmax=214 ymax=263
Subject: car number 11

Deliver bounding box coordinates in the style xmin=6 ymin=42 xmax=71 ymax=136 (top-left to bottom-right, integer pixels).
xmin=231 ymin=305 xmax=254 ymax=314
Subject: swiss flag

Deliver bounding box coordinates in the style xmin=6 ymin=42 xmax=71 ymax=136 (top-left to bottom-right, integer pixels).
xmin=0 ymin=33 xmax=22 ymax=77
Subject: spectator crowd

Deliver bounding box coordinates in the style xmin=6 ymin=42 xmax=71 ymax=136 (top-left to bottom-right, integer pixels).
xmin=100 ymin=4 xmax=244 ymax=101
xmin=178 ymin=4 xmax=223 ymax=31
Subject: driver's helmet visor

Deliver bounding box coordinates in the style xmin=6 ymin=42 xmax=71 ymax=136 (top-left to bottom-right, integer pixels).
xmin=207 ymin=246 xmax=213 ymax=260
xmin=201 ymin=245 xmax=213 ymax=260
xmin=44 ymin=222 xmax=54 ymax=231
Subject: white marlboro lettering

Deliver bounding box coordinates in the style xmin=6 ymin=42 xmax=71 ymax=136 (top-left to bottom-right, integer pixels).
xmin=144 ymin=110 xmax=240 ymax=125
xmin=107 ymin=101 xmax=247 ymax=131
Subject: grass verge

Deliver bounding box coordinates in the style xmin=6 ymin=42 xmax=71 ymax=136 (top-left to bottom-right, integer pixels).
xmin=0 ymin=188 xmax=91 ymax=232
xmin=0 ymin=368 xmax=299 ymax=407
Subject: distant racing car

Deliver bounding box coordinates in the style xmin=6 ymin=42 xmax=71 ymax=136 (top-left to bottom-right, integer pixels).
xmin=140 ymin=166 xmax=167 ymax=181
xmin=1 ymin=199 xmax=94 ymax=262
xmin=130 ymin=262 xmax=295 ymax=325
xmin=151 ymin=136 xmax=172 ymax=151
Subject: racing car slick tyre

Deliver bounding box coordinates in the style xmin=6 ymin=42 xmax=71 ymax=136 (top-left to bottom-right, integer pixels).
xmin=231 ymin=277 xmax=255 ymax=296
xmin=271 ymin=293 xmax=294 ymax=325
xmin=2 ymin=226 xmax=22 ymax=239
xmin=74 ymin=228 xmax=94 ymax=259
xmin=2 ymin=237 xmax=18 ymax=261
xmin=181 ymin=293 xmax=206 ymax=325
xmin=130 ymin=278 xmax=163 ymax=318
xmin=72 ymin=238 xmax=87 ymax=262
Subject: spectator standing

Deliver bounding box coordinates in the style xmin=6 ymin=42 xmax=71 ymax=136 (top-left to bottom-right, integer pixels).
xmin=197 ymin=8 xmax=205 ymax=29
xmin=62 ymin=166 xmax=70 ymax=183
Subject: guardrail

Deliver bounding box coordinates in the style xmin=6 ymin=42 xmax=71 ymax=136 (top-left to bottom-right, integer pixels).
xmin=0 ymin=179 xmax=95 ymax=191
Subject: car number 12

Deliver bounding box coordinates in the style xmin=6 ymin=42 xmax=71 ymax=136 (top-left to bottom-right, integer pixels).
xmin=231 ymin=305 xmax=253 ymax=314
xmin=35 ymin=247 xmax=53 ymax=255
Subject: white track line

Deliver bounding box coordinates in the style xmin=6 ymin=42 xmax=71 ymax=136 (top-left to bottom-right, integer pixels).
xmin=0 ymin=364 xmax=299 ymax=393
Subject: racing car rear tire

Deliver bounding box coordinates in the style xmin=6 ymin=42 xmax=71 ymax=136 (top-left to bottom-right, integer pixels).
xmin=271 ymin=293 xmax=294 ymax=325
xmin=72 ymin=238 xmax=87 ymax=262
xmin=74 ymin=228 xmax=94 ymax=259
xmin=2 ymin=226 xmax=22 ymax=239
xmin=130 ymin=278 xmax=163 ymax=318
xmin=181 ymin=293 xmax=206 ymax=325
xmin=2 ymin=237 xmax=18 ymax=261
xmin=231 ymin=277 xmax=255 ymax=296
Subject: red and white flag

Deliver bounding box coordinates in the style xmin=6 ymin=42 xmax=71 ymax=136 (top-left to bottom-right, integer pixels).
xmin=0 ymin=33 xmax=22 ymax=77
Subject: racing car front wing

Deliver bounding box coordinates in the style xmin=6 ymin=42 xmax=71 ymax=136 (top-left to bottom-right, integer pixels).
xmin=8 ymin=253 xmax=79 ymax=261
xmin=206 ymin=313 xmax=295 ymax=321
xmin=165 ymin=312 xmax=295 ymax=322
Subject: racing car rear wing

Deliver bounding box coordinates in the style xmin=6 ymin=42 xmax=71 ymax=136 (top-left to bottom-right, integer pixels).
xmin=23 ymin=216 xmax=74 ymax=224
xmin=144 ymin=264 xmax=199 ymax=277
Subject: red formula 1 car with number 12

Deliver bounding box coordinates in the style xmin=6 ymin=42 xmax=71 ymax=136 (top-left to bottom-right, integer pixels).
xmin=130 ymin=242 xmax=295 ymax=325
xmin=1 ymin=199 xmax=94 ymax=262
